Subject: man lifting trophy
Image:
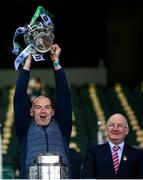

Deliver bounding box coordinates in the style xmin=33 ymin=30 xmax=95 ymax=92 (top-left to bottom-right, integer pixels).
xmin=12 ymin=6 xmax=55 ymax=70
xmin=12 ymin=6 xmax=72 ymax=180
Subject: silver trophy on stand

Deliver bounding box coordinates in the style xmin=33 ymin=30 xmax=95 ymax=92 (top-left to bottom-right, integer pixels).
xmin=28 ymin=152 xmax=69 ymax=179
xmin=12 ymin=6 xmax=55 ymax=70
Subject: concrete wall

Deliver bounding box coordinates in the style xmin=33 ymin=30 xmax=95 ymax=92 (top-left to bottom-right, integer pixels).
xmin=0 ymin=66 xmax=107 ymax=87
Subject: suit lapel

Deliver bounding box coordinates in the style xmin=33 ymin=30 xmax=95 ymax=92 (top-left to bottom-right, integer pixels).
xmin=118 ymin=144 xmax=129 ymax=173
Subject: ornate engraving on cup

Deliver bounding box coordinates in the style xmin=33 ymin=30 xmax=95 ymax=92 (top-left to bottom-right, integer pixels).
xmin=24 ymin=22 xmax=55 ymax=53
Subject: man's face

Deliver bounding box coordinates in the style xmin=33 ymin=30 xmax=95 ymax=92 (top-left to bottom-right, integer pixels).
xmin=30 ymin=96 xmax=55 ymax=127
xmin=106 ymin=114 xmax=129 ymax=145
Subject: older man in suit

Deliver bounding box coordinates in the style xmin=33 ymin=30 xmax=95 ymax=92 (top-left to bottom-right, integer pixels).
xmin=82 ymin=113 xmax=143 ymax=179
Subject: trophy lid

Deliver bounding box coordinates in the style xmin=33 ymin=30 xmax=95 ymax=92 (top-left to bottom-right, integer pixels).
xmin=36 ymin=152 xmax=62 ymax=164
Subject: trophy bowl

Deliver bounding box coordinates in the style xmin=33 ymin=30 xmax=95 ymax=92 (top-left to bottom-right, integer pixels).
xmin=24 ymin=22 xmax=55 ymax=53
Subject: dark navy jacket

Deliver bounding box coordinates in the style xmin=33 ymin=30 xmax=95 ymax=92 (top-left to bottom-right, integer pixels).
xmin=82 ymin=142 xmax=143 ymax=179
xmin=14 ymin=68 xmax=72 ymax=178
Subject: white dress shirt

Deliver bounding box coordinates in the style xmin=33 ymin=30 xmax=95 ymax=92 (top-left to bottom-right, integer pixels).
xmin=109 ymin=140 xmax=124 ymax=163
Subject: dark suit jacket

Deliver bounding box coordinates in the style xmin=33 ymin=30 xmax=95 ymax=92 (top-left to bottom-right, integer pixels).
xmin=82 ymin=142 xmax=143 ymax=179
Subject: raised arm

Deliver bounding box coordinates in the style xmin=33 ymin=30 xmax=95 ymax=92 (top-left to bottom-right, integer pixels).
xmin=14 ymin=54 xmax=33 ymax=141
xmin=50 ymin=44 xmax=72 ymax=144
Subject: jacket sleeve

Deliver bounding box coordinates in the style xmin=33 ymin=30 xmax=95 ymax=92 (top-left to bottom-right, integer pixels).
xmin=54 ymin=68 xmax=72 ymax=144
xmin=13 ymin=69 xmax=31 ymax=141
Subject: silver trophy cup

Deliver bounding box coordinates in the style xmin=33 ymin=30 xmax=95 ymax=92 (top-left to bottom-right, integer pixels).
xmin=24 ymin=22 xmax=55 ymax=53
xmin=28 ymin=152 xmax=69 ymax=179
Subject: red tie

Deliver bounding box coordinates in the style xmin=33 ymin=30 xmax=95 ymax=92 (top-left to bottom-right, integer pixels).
xmin=112 ymin=146 xmax=120 ymax=174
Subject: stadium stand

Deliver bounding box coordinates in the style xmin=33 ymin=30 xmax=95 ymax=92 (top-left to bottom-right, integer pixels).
xmin=0 ymin=83 xmax=143 ymax=178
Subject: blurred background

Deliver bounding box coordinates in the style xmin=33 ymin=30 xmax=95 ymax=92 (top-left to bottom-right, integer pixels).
xmin=1 ymin=0 xmax=143 ymax=85
xmin=0 ymin=0 xmax=143 ymax=178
